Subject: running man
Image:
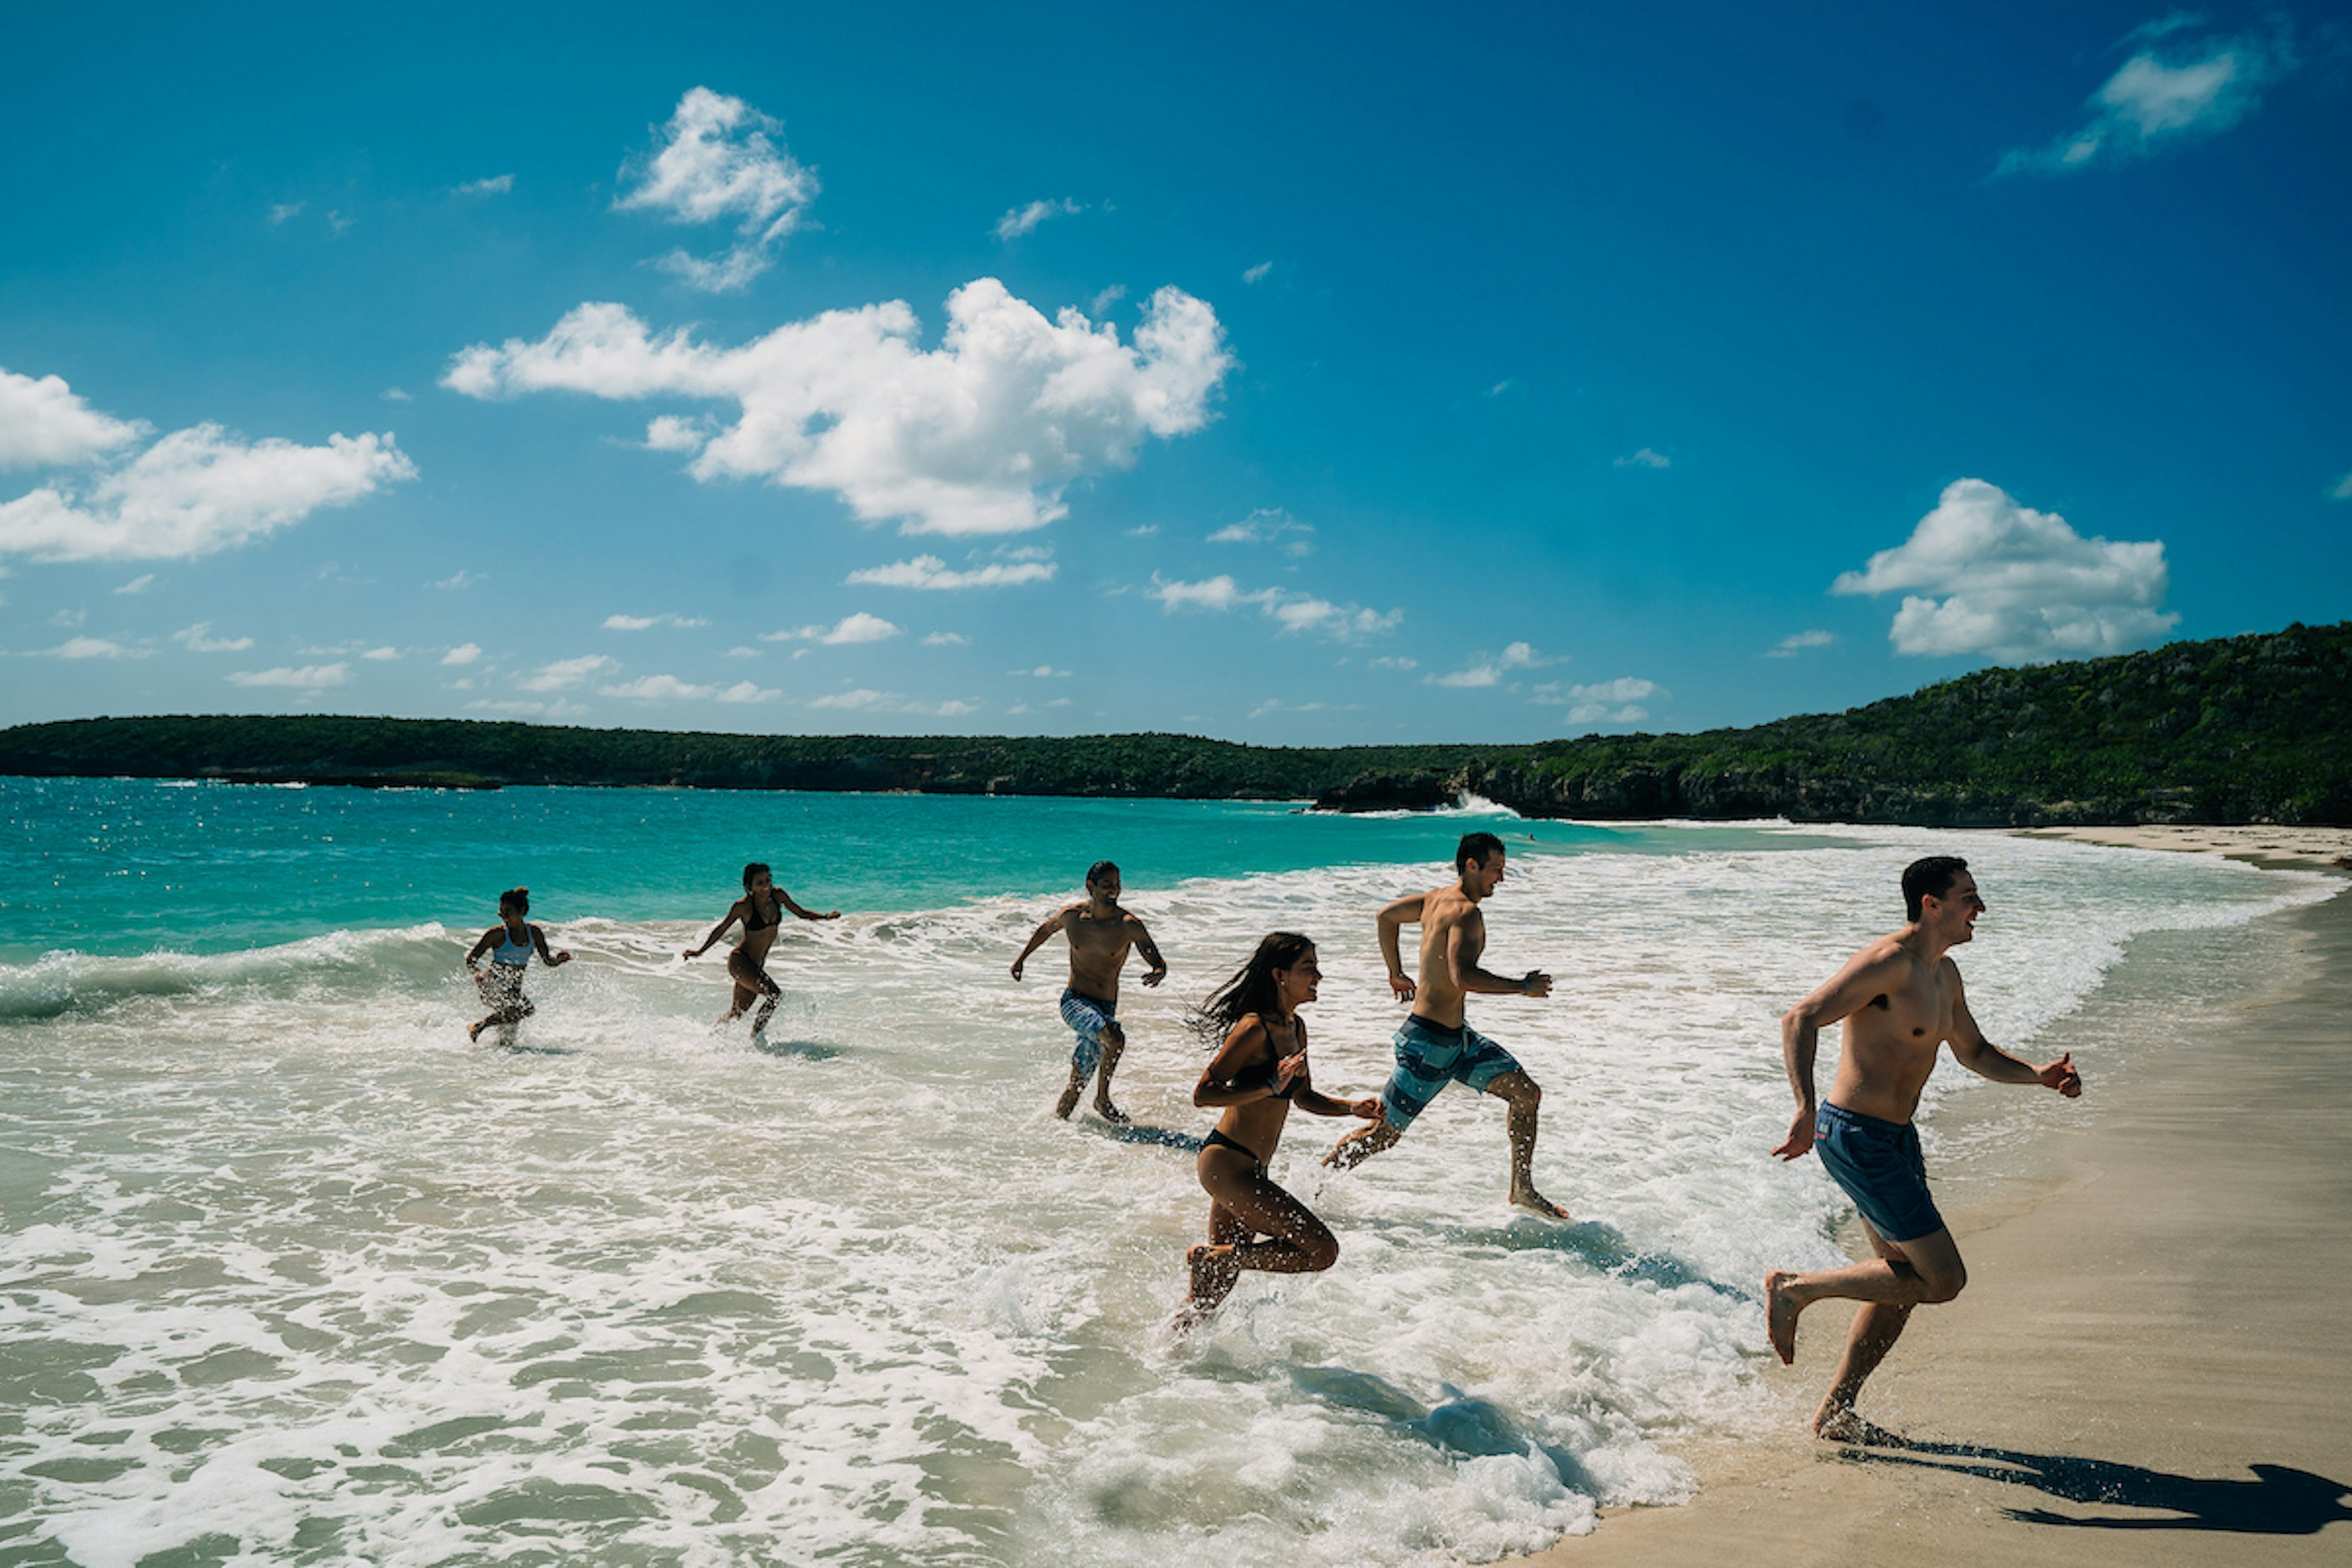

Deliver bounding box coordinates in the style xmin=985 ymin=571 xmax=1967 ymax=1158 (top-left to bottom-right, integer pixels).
xmin=1323 ymin=831 xmax=1566 ymax=1217
xmin=682 ymin=862 xmax=841 ymax=1041
xmin=1010 ymin=860 xmax=1167 ymax=1122
xmin=464 ymin=886 xmax=571 ymax=1042
xmin=1765 ymin=855 xmax=2082 ymax=1439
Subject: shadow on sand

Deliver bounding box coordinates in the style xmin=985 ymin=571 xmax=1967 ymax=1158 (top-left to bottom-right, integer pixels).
xmin=1839 ymin=1436 xmax=2352 ymax=1534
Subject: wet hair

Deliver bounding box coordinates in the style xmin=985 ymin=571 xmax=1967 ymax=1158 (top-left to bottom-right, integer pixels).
xmin=742 ymin=862 xmax=771 ymax=890
xmin=1902 ymin=856 xmax=1970 ymax=921
xmin=499 ymin=886 xmax=530 ymax=914
xmin=1085 ymin=860 xmax=1120 ymax=888
xmin=1456 ymin=831 xmax=1507 ymax=873
xmin=1192 ymin=931 xmax=1316 ymax=1046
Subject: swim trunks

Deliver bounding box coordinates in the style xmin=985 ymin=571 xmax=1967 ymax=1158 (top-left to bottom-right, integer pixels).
xmin=1379 ymin=1014 xmax=1522 ymax=1131
xmin=1813 ymin=1101 xmax=1945 ymax=1243
xmin=1060 ymin=988 xmax=1117 ymax=1077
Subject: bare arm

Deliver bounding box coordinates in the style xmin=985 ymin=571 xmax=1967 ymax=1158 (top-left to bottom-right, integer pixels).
xmin=1129 ymin=915 xmax=1168 ymax=989
xmin=530 ymin=924 xmax=573 ymax=967
xmin=1772 ymin=945 xmax=1907 ymax=1159
xmin=1446 ymin=912 xmax=1550 ymax=998
xmin=465 ymin=927 xmax=500 ymax=969
xmin=1946 ymin=971 xmax=2082 ymax=1096
xmin=1194 ymin=1018 xmax=1283 ymax=1107
xmin=1009 ymin=908 xmax=1069 ymax=981
xmin=777 ymin=888 xmax=842 ymax=922
xmin=682 ymin=901 xmax=745 ymax=961
xmin=1376 ymin=893 xmax=1424 ymax=1003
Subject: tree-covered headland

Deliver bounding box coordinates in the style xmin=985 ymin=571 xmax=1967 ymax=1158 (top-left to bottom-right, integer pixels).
xmin=2 ymin=622 xmax=2344 ymax=826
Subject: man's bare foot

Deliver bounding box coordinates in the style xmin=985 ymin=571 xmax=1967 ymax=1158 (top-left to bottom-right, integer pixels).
xmin=1509 ymin=1185 xmax=1570 ymax=1220
xmin=1766 ymin=1270 xmax=1801 ymax=1365
xmin=1812 ymin=1405 xmax=1901 ymax=1445
xmin=1093 ymin=1098 xmax=1131 ymax=1125
xmin=1323 ymin=1125 xmax=1388 ymax=1169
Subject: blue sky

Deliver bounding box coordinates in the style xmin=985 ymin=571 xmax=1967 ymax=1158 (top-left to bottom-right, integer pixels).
xmin=3 ymin=2 xmax=2346 ymax=743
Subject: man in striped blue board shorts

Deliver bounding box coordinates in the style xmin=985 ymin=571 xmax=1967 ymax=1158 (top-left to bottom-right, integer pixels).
xmin=1324 ymin=832 xmax=1567 ymax=1218
xmin=1009 ymin=860 xmax=1168 ymax=1123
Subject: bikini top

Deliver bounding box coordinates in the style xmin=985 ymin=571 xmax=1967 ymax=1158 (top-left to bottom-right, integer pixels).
xmin=742 ymin=892 xmax=782 ymax=931
xmin=1246 ymin=1014 xmax=1304 ymax=1098
xmin=491 ymin=924 xmax=533 ymax=966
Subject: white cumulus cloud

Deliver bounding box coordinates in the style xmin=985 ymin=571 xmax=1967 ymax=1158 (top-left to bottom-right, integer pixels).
xmin=1833 ymin=478 xmax=2178 ymax=663
xmin=995 ymin=198 xmax=1084 ymax=241
xmin=845 ymin=554 xmax=1056 ymax=590
xmin=762 ymin=611 xmax=901 ymax=646
xmin=228 ymin=662 xmax=349 ymax=690
xmin=599 ymin=673 xmax=781 ymax=703
xmin=521 ymin=654 xmax=619 ymax=691
xmin=1430 ymin=641 xmax=1551 ymax=687
xmin=36 ymin=636 xmax=143 ymax=660
xmin=455 ymin=174 xmax=514 ymax=196
xmin=1148 ymin=573 xmax=1399 ymax=643
xmin=922 ymin=631 xmax=970 ymax=646
xmin=1767 ymin=629 xmax=1836 ymax=658
xmin=442 ymin=278 xmax=1231 ymax=537
xmin=616 ymin=87 xmax=817 ymax=291
xmin=0 ymin=368 xmax=145 ymax=469
xmin=1208 ymin=507 xmax=1313 ymax=555
xmin=113 ymin=573 xmax=155 ymax=595
xmin=1614 ymin=447 xmax=1670 ymax=469
xmin=172 ymin=622 xmax=255 ymax=654
xmin=442 ymin=643 xmax=483 ymax=666
xmin=0 ymin=407 xmax=415 ymax=563
xmin=1997 ymin=17 xmax=2297 ymax=176
xmin=603 ymin=611 xmax=709 ymax=630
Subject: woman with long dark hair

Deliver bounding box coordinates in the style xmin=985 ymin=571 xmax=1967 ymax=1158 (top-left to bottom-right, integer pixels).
xmin=1175 ymin=932 xmax=1382 ymax=1330
xmin=682 ymin=862 xmax=840 ymax=1041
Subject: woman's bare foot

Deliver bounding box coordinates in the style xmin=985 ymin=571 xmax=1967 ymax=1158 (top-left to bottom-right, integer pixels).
xmin=1766 ymin=1270 xmax=1803 ymax=1364
xmin=1510 ymin=1184 xmax=1569 ymax=1220
xmin=1178 ymin=1243 xmax=1238 ymax=1328
xmin=467 ymin=1020 xmax=486 ymax=1042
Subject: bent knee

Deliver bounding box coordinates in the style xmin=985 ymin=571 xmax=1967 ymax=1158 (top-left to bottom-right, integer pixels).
xmin=1920 ymin=1268 xmax=1967 ymax=1304
xmin=1304 ymin=1231 xmax=1340 ymax=1272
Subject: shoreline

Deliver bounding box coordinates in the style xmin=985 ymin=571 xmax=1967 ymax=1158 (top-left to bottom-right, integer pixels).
xmin=1518 ymin=858 xmax=2352 ymax=1564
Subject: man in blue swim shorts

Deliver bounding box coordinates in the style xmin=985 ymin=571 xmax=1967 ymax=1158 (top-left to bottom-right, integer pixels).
xmin=1323 ymin=832 xmax=1566 ymax=1218
xmin=1011 ymin=860 xmax=1167 ymax=1122
xmin=1765 ymin=856 xmax=2084 ymax=1439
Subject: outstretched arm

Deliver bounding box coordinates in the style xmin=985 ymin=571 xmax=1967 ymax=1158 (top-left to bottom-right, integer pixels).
xmin=1009 ymin=909 xmax=1068 ymax=981
xmin=778 ymin=888 xmax=842 ymax=922
xmin=1446 ymin=913 xmax=1550 ymax=998
xmin=1129 ymin=916 xmax=1168 ymax=988
xmin=1947 ymin=973 xmax=2082 ymax=1095
xmin=530 ymin=924 xmax=573 ymax=967
xmin=1773 ymin=946 xmax=1905 ymax=1159
xmin=1376 ymin=893 xmax=1423 ymax=1003
xmin=682 ymin=902 xmax=745 ymax=962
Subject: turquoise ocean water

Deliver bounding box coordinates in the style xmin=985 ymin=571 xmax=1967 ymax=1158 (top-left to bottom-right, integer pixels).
xmin=1 ymin=778 xmax=2336 ymax=1566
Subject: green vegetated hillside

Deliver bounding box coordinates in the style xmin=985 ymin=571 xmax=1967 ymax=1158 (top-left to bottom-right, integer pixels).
xmin=2 ymin=621 xmax=2345 ymax=824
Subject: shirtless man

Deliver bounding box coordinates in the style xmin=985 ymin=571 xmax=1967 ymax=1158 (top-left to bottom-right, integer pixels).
xmin=1010 ymin=861 xmax=1168 ymax=1121
xmin=1765 ymin=855 xmax=2082 ymax=1439
xmin=1323 ymin=831 xmax=1566 ymax=1217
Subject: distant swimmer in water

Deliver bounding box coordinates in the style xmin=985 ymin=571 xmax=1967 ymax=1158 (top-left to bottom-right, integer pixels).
xmin=1174 ymin=932 xmax=1382 ymax=1331
xmin=1323 ymin=831 xmax=1567 ymax=1218
xmin=464 ymin=886 xmax=571 ymax=1042
xmin=682 ymin=862 xmax=841 ymax=1041
xmin=1009 ymin=860 xmax=1167 ymax=1123
xmin=1763 ymin=856 xmax=2083 ymax=1441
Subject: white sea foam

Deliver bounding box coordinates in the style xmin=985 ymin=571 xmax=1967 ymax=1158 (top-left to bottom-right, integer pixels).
xmin=0 ymin=830 xmax=2332 ymax=1565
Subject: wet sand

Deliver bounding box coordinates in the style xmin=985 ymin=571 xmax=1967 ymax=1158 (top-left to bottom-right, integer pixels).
xmin=1521 ymin=864 xmax=2352 ymax=1565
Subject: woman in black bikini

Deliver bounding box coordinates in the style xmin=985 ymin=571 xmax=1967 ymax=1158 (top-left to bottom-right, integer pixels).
xmin=1174 ymin=931 xmax=1382 ymax=1330
xmin=682 ymin=862 xmax=841 ymax=1039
